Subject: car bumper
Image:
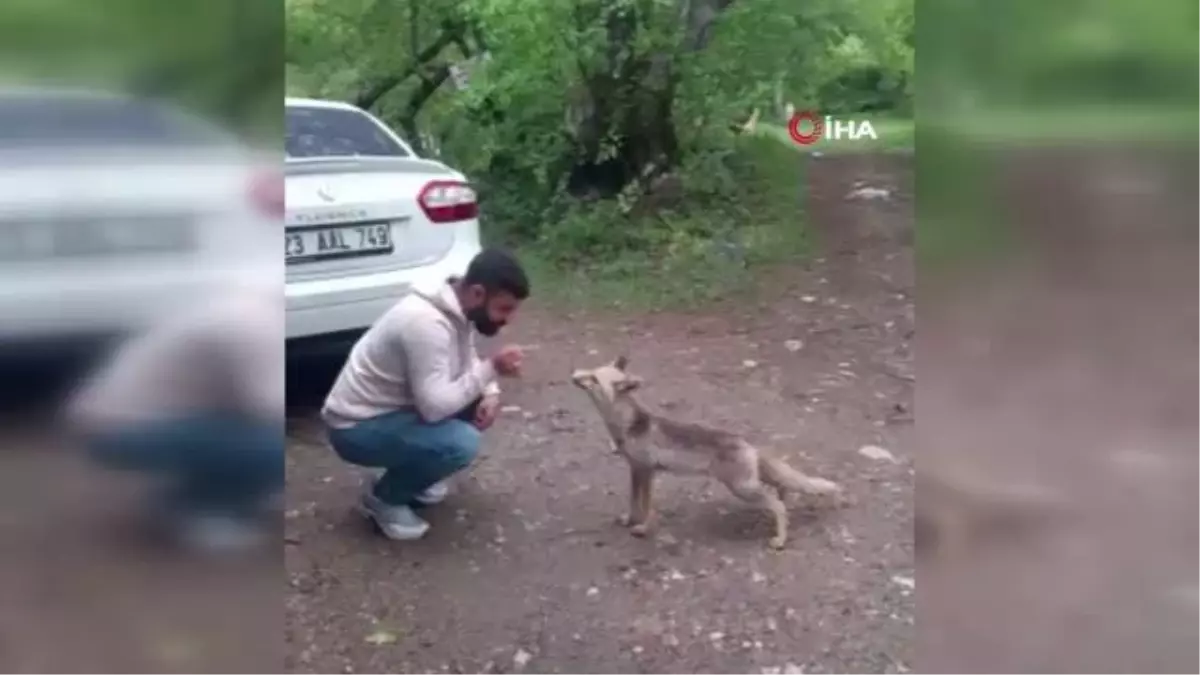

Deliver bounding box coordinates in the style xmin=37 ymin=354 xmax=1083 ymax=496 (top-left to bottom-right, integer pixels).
xmin=284 ymin=243 xmax=481 ymax=340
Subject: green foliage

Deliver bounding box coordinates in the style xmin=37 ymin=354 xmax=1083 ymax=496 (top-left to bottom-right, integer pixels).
xmin=522 ymin=132 xmax=810 ymax=310
xmin=286 ymin=0 xmax=914 ymax=305
xmin=1 ymin=0 xmax=282 ymax=140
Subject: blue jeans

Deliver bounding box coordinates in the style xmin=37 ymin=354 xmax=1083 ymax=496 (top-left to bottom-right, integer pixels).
xmin=86 ymin=415 xmax=284 ymax=518
xmin=327 ymin=409 xmax=482 ymax=507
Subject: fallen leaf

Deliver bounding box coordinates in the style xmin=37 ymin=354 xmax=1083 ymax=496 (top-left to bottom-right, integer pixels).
xmin=858 ymin=444 xmax=898 ymax=462
xmin=364 ymin=630 xmax=397 ymax=646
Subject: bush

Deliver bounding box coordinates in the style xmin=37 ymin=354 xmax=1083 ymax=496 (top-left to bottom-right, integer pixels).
xmin=498 ymin=132 xmax=809 ymax=310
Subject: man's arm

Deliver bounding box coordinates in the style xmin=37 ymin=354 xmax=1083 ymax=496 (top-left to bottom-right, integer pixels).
xmin=219 ymin=305 xmax=286 ymax=423
xmin=471 ymin=333 xmax=501 ymax=398
xmin=398 ymin=316 xmax=497 ymax=422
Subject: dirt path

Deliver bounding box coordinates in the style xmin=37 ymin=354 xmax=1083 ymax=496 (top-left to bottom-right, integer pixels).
xmin=283 ymin=154 xmax=916 ymax=674
xmin=916 ymin=147 xmax=1198 ymax=673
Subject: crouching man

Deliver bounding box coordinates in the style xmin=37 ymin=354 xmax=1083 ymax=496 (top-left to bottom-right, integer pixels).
xmin=321 ymin=248 xmax=529 ymax=540
xmin=66 ymin=285 xmax=284 ymax=552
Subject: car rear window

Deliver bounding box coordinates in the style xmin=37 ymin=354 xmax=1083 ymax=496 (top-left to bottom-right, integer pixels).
xmin=0 ymin=93 xmax=233 ymax=148
xmin=286 ymin=105 xmax=409 ymax=158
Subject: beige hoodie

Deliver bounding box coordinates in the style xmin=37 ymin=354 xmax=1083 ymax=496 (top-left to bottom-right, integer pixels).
xmin=67 ymin=288 xmax=284 ymax=430
xmin=321 ymin=279 xmax=500 ymax=429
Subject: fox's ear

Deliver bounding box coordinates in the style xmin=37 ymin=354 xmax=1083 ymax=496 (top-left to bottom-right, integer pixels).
xmin=614 ymin=375 xmax=642 ymax=392
xmin=614 ymin=355 xmax=629 ymax=371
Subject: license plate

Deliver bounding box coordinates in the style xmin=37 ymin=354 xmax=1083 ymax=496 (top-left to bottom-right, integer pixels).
xmin=285 ymin=221 xmax=396 ymax=264
xmin=0 ymin=217 xmax=193 ymax=261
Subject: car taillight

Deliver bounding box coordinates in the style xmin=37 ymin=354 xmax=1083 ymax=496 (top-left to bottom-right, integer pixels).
xmin=418 ymin=180 xmax=478 ymax=224
xmin=248 ymin=170 xmax=284 ymax=219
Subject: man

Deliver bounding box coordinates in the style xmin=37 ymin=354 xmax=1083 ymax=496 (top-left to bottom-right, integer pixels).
xmin=322 ymin=248 xmax=529 ymax=540
xmin=67 ymin=283 xmax=284 ymax=552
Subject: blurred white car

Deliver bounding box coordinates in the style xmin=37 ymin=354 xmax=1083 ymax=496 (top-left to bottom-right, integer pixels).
xmin=284 ymin=97 xmax=482 ymax=349
xmin=0 ymin=87 xmax=280 ymax=366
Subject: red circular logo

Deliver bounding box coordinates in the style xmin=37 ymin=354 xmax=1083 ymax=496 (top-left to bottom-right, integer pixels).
xmin=788 ymin=110 xmax=824 ymax=145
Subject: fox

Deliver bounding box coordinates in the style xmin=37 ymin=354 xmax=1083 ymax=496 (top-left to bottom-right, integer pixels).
xmin=570 ymin=355 xmax=845 ymax=549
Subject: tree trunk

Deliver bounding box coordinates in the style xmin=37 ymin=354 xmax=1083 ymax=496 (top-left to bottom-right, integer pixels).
xmin=565 ymin=0 xmax=735 ymax=199
xmin=396 ymin=65 xmax=452 ymax=155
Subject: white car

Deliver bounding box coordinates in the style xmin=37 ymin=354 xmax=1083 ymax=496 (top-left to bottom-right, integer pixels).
xmin=0 ymin=87 xmax=279 ymax=368
xmin=284 ymin=97 xmax=483 ymax=349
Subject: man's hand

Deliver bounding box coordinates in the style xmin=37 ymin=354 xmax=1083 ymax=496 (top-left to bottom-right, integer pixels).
xmin=491 ymin=345 xmax=524 ymax=377
xmin=474 ymin=394 xmax=500 ymax=430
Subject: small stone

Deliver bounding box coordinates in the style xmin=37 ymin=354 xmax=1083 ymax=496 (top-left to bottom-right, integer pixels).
xmin=784 ymin=339 xmax=804 ymax=352
xmin=751 ymin=571 xmax=767 ymax=583
xmin=892 ymin=575 xmax=915 ymax=590
xmin=501 ymin=405 xmax=522 ymax=414
xmin=631 ymin=645 xmax=644 ymax=655
xmin=513 ymin=648 xmax=533 ymax=668
xmin=801 ymin=295 xmax=818 ymax=303
xmin=766 ymin=617 xmax=778 ymax=632
xmin=846 ymin=186 xmax=891 ymax=201
xmin=783 ymin=663 xmax=806 ymax=674
xmin=708 ymin=631 xmax=725 ymax=642
xmin=667 ymin=569 xmax=686 ymax=581
xmin=586 ymin=586 xmax=600 ymax=597
xmin=858 ymin=444 xmax=897 ymax=462
xmin=743 ymin=359 xmax=759 ymax=368
xmin=364 ymin=630 xmax=397 ymax=646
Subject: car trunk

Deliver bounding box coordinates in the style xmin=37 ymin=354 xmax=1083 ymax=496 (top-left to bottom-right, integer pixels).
xmin=284 ymin=156 xmax=460 ymax=282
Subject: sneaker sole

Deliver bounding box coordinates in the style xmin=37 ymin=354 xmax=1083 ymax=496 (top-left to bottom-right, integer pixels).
xmin=356 ymin=503 xmax=430 ymax=541
xmin=411 ymin=491 xmax=448 ymax=507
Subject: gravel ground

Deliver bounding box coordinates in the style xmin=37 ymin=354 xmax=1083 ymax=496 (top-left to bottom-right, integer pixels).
xmin=283 ymin=154 xmax=916 ymax=674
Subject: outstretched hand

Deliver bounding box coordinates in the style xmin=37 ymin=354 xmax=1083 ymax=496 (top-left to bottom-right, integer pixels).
xmin=491 ymin=345 xmax=524 ymax=377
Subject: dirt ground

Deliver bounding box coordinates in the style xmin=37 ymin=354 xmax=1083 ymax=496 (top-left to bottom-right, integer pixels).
xmin=2 ymin=147 xmax=1192 ymax=674
xmin=916 ymin=147 xmax=1198 ymax=674
xmin=282 ymin=154 xmax=916 ymax=674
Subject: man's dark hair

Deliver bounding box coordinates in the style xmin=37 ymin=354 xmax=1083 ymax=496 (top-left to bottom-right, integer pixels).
xmin=462 ymin=247 xmax=530 ymax=299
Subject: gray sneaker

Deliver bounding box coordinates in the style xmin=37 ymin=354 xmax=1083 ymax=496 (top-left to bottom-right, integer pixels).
xmin=359 ymin=491 xmax=430 ymax=540
xmin=412 ymin=480 xmax=450 ymax=506
xmin=174 ymin=513 xmax=266 ymax=553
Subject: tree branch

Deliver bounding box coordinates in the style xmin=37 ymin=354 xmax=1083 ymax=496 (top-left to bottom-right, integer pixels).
xmin=682 ymin=0 xmax=737 ymax=52
xmin=353 ymin=20 xmax=462 ymax=111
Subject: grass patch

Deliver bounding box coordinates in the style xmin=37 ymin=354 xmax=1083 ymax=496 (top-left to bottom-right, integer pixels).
xmin=758 ymin=117 xmax=914 ymax=154
xmin=925 ymin=105 xmax=1197 ymax=145
xmin=515 ymin=133 xmax=810 ymax=311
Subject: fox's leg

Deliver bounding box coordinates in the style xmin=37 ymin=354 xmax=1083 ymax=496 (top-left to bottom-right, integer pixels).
xmin=629 ymin=467 xmax=656 ymax=537
xmin=727 ymin=478 xmax=789 ymax=549
xmin=618 ymin=463 xmax=652 ymax=529
xmin=624 ymin=461 xmax=652 ymax=535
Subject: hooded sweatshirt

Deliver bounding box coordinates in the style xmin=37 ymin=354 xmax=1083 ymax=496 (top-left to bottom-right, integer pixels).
xmin=67 ymin=287 xmax=284 ymax=430
xmin=321 ymin=278 xmax=500 ymax=429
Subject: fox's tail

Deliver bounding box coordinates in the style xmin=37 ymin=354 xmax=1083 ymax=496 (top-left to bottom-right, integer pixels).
xmin=759 ymin=455 xmax=843 ymax=495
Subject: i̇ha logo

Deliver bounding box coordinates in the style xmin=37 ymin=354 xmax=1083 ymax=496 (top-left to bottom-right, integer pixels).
xmin=788 ymin=110 xmax=877 ymax=145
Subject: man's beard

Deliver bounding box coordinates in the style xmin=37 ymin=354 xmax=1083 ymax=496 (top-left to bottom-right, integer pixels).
xmin=466 ymin=305 xmax=504 ymax=337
